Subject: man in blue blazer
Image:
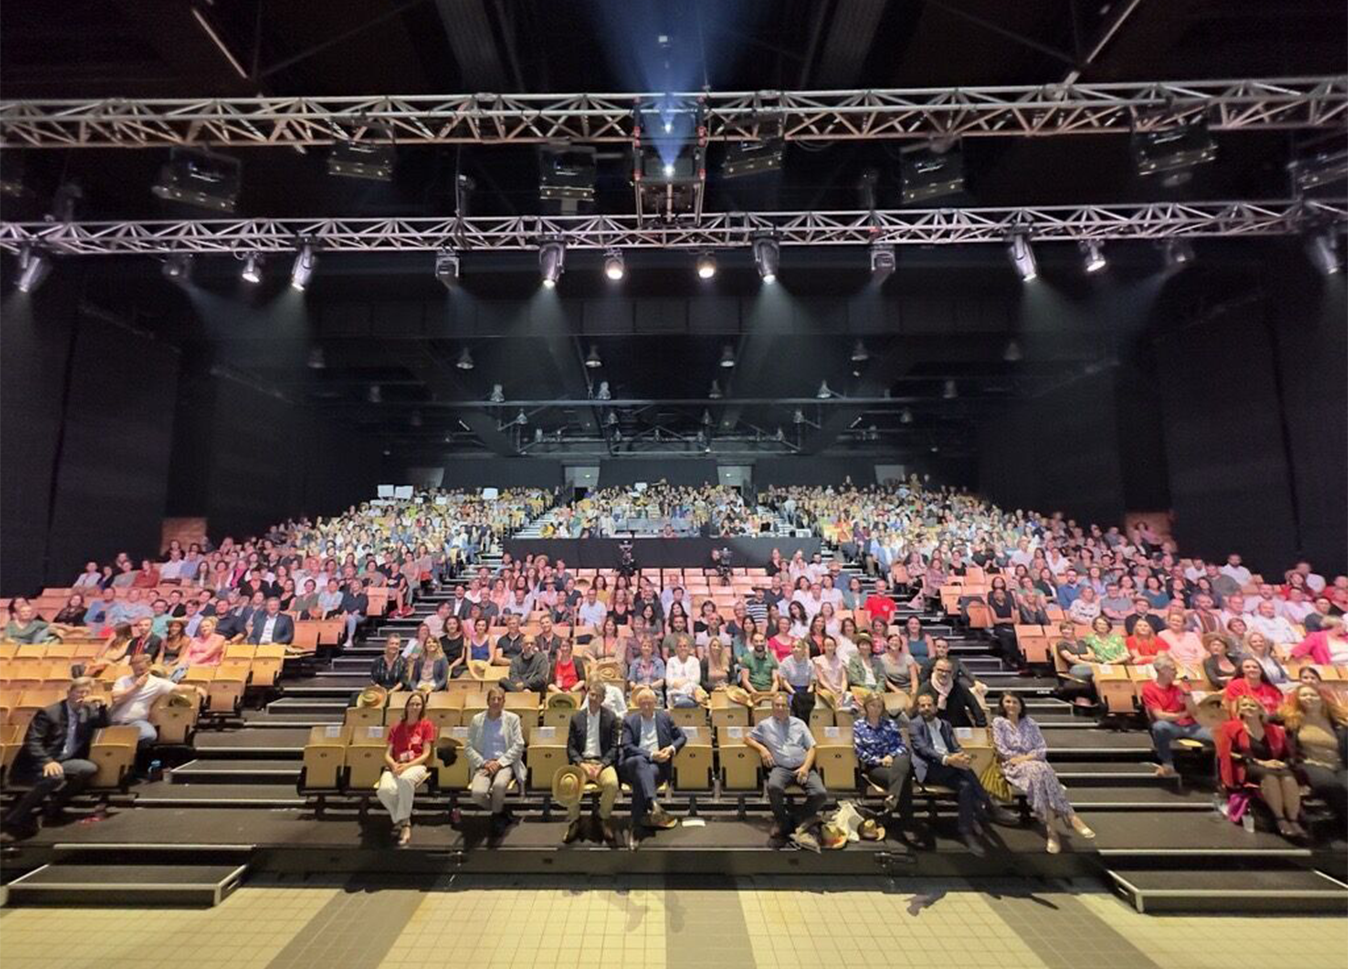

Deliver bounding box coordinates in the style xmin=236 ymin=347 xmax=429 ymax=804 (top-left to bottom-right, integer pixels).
xmin=910 ymin=693 xmax=1016 ymax=855
xmin=619 ymin=687 xmax=686 ymax=832
xmin=247 ymin=597 xmax=295 ymax=645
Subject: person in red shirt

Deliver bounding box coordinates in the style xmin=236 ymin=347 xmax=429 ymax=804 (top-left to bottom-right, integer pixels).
xmin=1223 ymin=658 xmax=1285 ymax=716
xmin=548 ymin=640 xmax=587 ymax=695
xmin=1125 ymin=617 xmax=1165 ymax=660
xmin=376 ymin=693 xmax=437 ymax=846
xmin=863 ymin=578 xmax=897 ymax=628
xmin=767 ymin=616 xmax=797 ymax=661
xmin=1140 ymin=654 xmax=1211 ymax=778
xmin=1215 ymin=695 xmax=1304 ymax=840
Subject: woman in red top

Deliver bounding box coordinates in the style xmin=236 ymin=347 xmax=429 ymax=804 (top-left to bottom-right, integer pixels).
xmin=1125 ymin=617 xmax=1164 ymax=660
xmin=377 ymin=692 xmax=436 ymax=846
xmin=548 ymin=641 xmax=587 ymax=695
xmin=768 ymin=616 xmax=796 ymax=661
xmin=1223 ymin=659 xmax=1284 ymax=716
xmin=1215 ymin=694 xmax=1303 ymax=839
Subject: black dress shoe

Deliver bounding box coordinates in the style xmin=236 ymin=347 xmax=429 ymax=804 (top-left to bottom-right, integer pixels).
xmin=563 ymin=819 xmax=583 ymax=845
xmin=961 ymin=832 xmax=987 ymax=857
xmin=988 ymin=806 xmax=1020 ymax=827
xmin=601 ymin=820 xmax=619 ymax=847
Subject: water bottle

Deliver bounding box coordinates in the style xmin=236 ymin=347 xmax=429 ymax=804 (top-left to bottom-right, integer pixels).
xmin=1241 ymin=812 xmax=1255 ymax=834
xmin=148 ymin=758 xmax=163 ymax=781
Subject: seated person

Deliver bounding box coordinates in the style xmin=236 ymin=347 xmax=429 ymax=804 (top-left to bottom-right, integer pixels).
xmin=916 ymin=658 xmax=986 ymax=729
xmin=5 ymin=603 xmax=56 ymax=645
xmin=500 ymin=637 xmax=549 ymax=694
xmin=701 ymin=637 xmax=738 ymax=692
xmin=533 ymin=615 xmax=564 ymax=657
xmin=123 ymin=616 xmax=163 ymax=662
xmin=778 ymin=639 xmax=817 ymax=722
xmin=619 ymin=688 xmax=685 ymax=833
xmin=1 ymin=678 xmax=108 ymax=838
xmin=919 ymin=637 xmax=978 ymax=693
xmin=1158 ymin=610 xmax=1205 ymax=667
xmin=167 ymin=616 xmax=225 ymax=682
xmin=853 ymin=691 xmax=913 ymax=828
xmin=1125 ymin=617 xmax=1163 ymax=661
xmin=405 ymin=638 xmax=449 ymax=693
xmin=1216 ymin=694 xmax=1303 ymax=840
xmin=1081 ymin=616 xmax=1128 ymax=665
xmin=563 ymin=681 xmax=621 ymax=846
xmin=1141 ymin=654 xmax=1211 ymax=778
xmin=110 ymin=653 xmax=203 ymax=749
xmin=465 ymin=617 xmax=493 ymax=665
xmin=992 ymin=693 xmax=1094 ymax=854
xmin=377 ymin=693 xmax=437 ymax=847
xmin=664 ymin=637 xmax=702 ymax=708
xmin=466 ymin=687 xmax=526 ymax=836
xmin=626 ymin=638 xmax=666 ymax=706
xmin=548 ymin=640 xmax=587 ymax=695
xmin=247 ymin=597 xmax=295 ymax=645
xmin=910 ymin=692 xmax=1014 ymax=857
xmin=1223 ymin=658 xmax=1283 ymax=716
xmin=746 ymin=692 xmax=828 ymax=849
xmin=1283 ymin=683 xmax=1348 ymax=833
xmin=845 ymin=636 xmax=883 ymax=696
xmin=491 ymin=615 xmax=527 ymax=668
xmin=1201 ymin=633 xmax=1240 ymax=688
xmin=370 ymin=635 xmax=408 ymax=690
xmin=739 ymin=633 xmax=781 ymax=694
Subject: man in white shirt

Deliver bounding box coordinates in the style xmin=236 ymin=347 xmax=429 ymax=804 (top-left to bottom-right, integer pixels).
xmin=1247 ymin=601 xmax=1298 ymax=646
xmin=1221 ymin=554 xmax=1252 ymax=588
xmin=110 ymin=654 xmax=201 ymax=747
xmin=664 ymin=639 xmax=702 ymax=708
xmin=563 ymin=682 xmax=620 ymax=846
xmin=1293 ymin=561 xmax=1327 ymax=593
xmin=577 ymin=588 xmax=607 ymax=629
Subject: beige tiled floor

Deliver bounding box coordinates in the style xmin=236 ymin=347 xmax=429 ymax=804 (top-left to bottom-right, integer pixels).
xmin=1 ymin=881 xmax=1345 ymax=969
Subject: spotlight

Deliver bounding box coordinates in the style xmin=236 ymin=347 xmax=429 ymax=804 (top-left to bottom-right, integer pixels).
xmin=539 ymin=146 xmax=597 ymax=203
xmin=1003 ymin=340 xmax=1023 ymax=362
xmin=1007 ymin=233 xmax=1037 ymax=282
xmin=240 ymin=252 xmax=263 ymax=284
xmin=435 ymin=250 xmax=460 ymax=289
xmin=162 ymin=254 xmax=193 ymax=282
xmin=1132 ymin=116 xmax=1217 ymax=188
xmin=595 ymin=381 xmax=611 ymax=401
xmin=1081 ymin=240 xmax=1107 ymax=274
xmin=900 ymin=143 xmax=965 ymax=203
xmin=585 ymin=344 xmax=603 ymax=369
xmin=368 ymin=384 xmax=382 ymax=404
xmin=606 ymin=411 xmax=619 ymax=427
xmin=456 ymin=347 xmax=474 ymax=370
xmin=930 ymin=444 xmax=940 ymax=454
xmin=15 ymin=247 xmax=50 ymax=294
xmin=1306 ymin=229 xmax=1341 ymax=276
xmin=489 ymin=384 xmax=505 ymax=403
xmin=793 ymin=408 xmax=806 ymax=424
xmin=603 ymin=249 xmax=625 ymax=281
xmin=328 ymin=139 xmax=394 ymax=181
xmin=752 ymin=235 xmax=779 ymax=283
xmin=816 ymin=380 xmax=834 ymax=400
xmin=539 ymin=240 xmax=565 ymax=288
xmin=1163 ymin=237 xmax=1195 ymax=269
xmin=152 ymin=148 xmax=241 ymax=212
xmin=515 ymin=410 xmax=528 ymax=426
xmin=535 ymin=427 xmax=544 ymax=443
xmin=900 ymin=408 xmax=914 ymax=424
xmin=708 ymin=380 xmax=724 ymax=400
xmin=290 ymin=244 xmax=317 ymax=291
xmin=719 ymin=345 xmax=736 ymax=368
xmin=696 ymin=251 xmax=718 ymax=279
xmin=869 ymin=245 xmax=895 ymax=280
xmin=943 ymin=379 xmax=958 ymax=399
xmin=851 ymin=340 xmax=870 ymax=363
xmin=307 ymin=347 xmax=326 ymax=370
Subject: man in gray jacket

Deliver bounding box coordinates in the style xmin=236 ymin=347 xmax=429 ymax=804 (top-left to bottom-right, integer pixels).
xmin=466 ymin=687 xmax=526 ymax=836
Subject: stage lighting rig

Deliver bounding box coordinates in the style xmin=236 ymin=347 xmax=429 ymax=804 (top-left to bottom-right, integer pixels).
xmin=869 ymin=245 xmax=895 ymax=280
xmin=1305 ymin=228 xmax=1341 ymax=275
xmin=327 ymin=138 xmax=395 ymax=181
xmin=152 ymin=148 xmax=241 ymax=212
xmin=240 ymin=252 xmax=263 ymax=284
xmin=1132 ymin=115 xmax=1217 ymax=188
xmin=719 ymin=345 xmax=736 ymax=368
xmin=456 ymin=347 xmax=474 ymax=370
xmin=1007 ymin=233 xmax=1038 ymax=282
xmin=1162 ymin=237 xmax=1194 ymax=269
xmin=632 ymin=99 xmax=707 ymax=219
xmin=696 ymin=251 xmax=718 ymax=279
xmin=435 ymin=249 xmax=460 ymax=288
xmin=539 ymin=240 xmax=566 ymax=287
xmin=603 ymin=249 xmax=626 ymax=281
xmin=1081 ymin=240 xmax=1107 ymax=273
xmin=539 ymin=145 xmax=598 ymax=204
xmin=722 ymin=114 xmax=784 ymax=179
xmin=900 ymin=143 xmax=965 ymax=203
xmin=15 ymin=246 xmax=50 ymax=294
xmin=162 ymin=254 xmax=193 ymax=282
xmin=290 ymin=244 xmax=317 ymax=291
xmin=752 ymin=235 xmax=779 ymax=282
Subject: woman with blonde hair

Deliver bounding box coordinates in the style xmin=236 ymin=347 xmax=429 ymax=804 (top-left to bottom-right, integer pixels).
xmin=1281 ymin=684 xmax=1348 ymax=832
xmin=1216 ymin=694 xmax=1303 ymax=840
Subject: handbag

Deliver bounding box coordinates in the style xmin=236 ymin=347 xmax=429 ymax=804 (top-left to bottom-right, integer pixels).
xmin=979 ymin=758 xmax=1014 ymax=803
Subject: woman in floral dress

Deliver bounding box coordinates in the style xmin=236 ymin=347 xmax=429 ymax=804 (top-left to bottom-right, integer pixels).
xmin=992 ymin=692 xmax=1096 ymax=853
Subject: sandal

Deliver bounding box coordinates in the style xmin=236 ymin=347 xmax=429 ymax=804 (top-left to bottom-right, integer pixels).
xmin=1070 ymin=816 xmax=1096 ymax=839
xmin=1046 ymin=836 xmax=1061 ymax=854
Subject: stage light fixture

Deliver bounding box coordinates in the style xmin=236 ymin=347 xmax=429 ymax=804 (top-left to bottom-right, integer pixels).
xmin=930 ymin=444 xmax=940 ymax=454
xmin=943 ymin=379 xmax=958 ymax=399
xmin=1007 ymin=233 xmax=1037 ymax=282
xmin=290 ymin=244 xmax=317 ymax=291
xmin=595 ymin=381 xmax=612 ymax=401
xmin=585 ymin=344 xmax=603 ymax=369
xmin=539 ymin=240 xmax=566 ymax=288
xmin=1132 ymin=116 xmax=1217 ymax=188
xmin=900 ymin=408 xmax=914 ymax=424
xmin=1081 ymin=240 xmax=1107 ymax=274
xmin=152 ymin=148 xmax=241 ymax=212
xmin=327 ymin=139 xmax=395 ymax=181
xmin=708 ymin=380 xmax=724 ymax=400
xmin=162 ymin=254 xmax=193 ymax=282
xmin=241 ymin=252 xmax=263 ymax=284
xmin=1306 ymin=229 xmax=1341 ymax=276
xmin=539 ymin=146 xmax=597 ymax=203
xmin=1163 ymin=237 xmax=1195 ymax=269
xmin=793 ymin=408 xmax=806 ymax=424
xmin=603 ymin=249 xmax=625 ymax=281
xmin=722 ymin=115 xmax=785 ymax=179
xmin=774 ymin=427 xmax=786 ymax=442
xmin=456 ymin=347 xmax=474 ymax=370
xmin=15 ymin=247 xmax=50 ymax=294
xmin=719 ymin=345 xmax=736 ymax=368
xmin=534 ymin=427 xmax=544 ymax=443
xmin=851 ymin=340 xmax=870 ymax=363
xmin=900 ymin=143 xmax=965 ymax=203
xmin=307 ymin=347 xmax=326 ymax=370
xmin=752 ymin=235 xmax=779 ymax=283
xmin=435 ymin=250 xmax=460 ymax=289
xmin=606 ymin=411 xmax=619 ymax=427
xmin=515 ymin=410 xmax=528 ymax=426
xmin=816 ymin=380 xmax=835 ymax=400
xmin=368 ymin=384 xmax=382 ymax=404
xmin=701 ymin=409 xmax=714 ymax=426
xmin=1289 ymin=149 xmax=1348 ymax=196
xmin=489 ymin=384 xmax=505 ymax=403
xmin=869 ymin=245 xmax=895 ymax=280
xmin=696 ymin=251 xmax=718 ymax=279
xmin=1003 ymin=340 xmax=1023 ymax=362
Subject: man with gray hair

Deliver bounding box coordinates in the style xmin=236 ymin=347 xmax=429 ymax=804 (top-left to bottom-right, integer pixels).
xmin=1140 ymin=654 xmax=1211 ymax=778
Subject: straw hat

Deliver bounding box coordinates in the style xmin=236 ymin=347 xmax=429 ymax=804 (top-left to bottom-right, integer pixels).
xmin=816 ymin=686 xmax=839 ymax=710
xmin=723 ymin=686 xmax=753 ymax=707
xmin=551 ymin=765 xmax=588 ymax=809
xmin=357 ymin=686 xmax=388 ymax=709
xmin=819 ymin=822 xmax=849 ymax=850
xmin=858 ymin=818 xmax=886 ymax=842
xmin=163 ymin=692 xmax=196 ymax=709
xmin=466 ymin=659 xmax=494 ymax=680
xmin=594 ymin=661 xmax=623 ymax=684
xmin=547 ymin=691 xmax=581 ymax=710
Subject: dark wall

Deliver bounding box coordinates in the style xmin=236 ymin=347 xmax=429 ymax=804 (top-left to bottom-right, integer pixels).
xmin=598 ymin=459 xmax=717 ymax=487
xmin=440 ymin=459 xmax=563 ymax=489
xmin=753 ymin=457 xmax=877 ymax=487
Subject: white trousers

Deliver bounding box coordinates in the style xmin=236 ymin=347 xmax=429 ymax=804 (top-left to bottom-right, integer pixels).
xmin=376 ymin=765 xmax=429 ymax=824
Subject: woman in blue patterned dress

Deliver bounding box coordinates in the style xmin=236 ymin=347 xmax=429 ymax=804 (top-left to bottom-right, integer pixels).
xmin=991 ymin=692 xmax=1096 ymax=853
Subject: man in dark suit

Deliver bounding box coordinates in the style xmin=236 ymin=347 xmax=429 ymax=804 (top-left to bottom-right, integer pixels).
xmin=2 ymin=677 xmax=109 ymax=838
xmin=564 ymin=681 xmax=621 ymax=846
xmin=124 ymin=616 xmax=163 ymax=662
xmin=910 ymin=693 xmax=1015 ymax=856
xmin=619 ymin=687 xmax=686 ymax=833
xmin=247 ymin=596 xmax=296 ymax=645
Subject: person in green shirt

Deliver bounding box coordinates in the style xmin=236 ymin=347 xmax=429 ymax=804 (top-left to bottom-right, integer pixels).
xmin=1081 ymin=616 xmax=1128 ymax=664
xmin=4 ymin=603 xmax=56 ymax=645
xmin=738 ymin=633 xmax=781 ymax=693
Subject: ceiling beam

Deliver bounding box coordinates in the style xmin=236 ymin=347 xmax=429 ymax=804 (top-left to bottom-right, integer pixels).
xmin=399 ymin=345 xmax=518 ymax=455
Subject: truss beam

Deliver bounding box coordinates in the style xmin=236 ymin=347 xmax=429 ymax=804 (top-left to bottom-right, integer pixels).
xmin=2 ymin=201 xmax=1342 ymax=256
xmin=1 ymin=77 xmax=1344 ymax=149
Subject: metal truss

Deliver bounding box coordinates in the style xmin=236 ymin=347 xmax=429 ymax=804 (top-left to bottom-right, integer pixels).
xmin=1 ymin=77 xmax=1344 ymax=149
xmin=2 ymin=201 xmax=1343 ymax=256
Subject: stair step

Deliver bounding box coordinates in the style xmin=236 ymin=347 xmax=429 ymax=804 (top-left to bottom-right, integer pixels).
xmin=1062 ymin=786 xmax=1214 ymax=810
xmin=266 ymin=697 xmax=350 ymax=716
xmin=1106 ymin=867 xmax=1348 ymax=914
xmin=7 ymin=864 xmax=249 ymax=907
xmin=169 ymin=758 xmax=302 ymax=784
xmin=134 ymin=782 xmax=304 ymax=809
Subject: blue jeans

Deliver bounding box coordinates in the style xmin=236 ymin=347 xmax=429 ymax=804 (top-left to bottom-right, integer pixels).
xmin=1151 ymin=720 xmax=1212 ymax=766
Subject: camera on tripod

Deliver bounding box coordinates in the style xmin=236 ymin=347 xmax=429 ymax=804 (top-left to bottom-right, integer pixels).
xmin=617 ymin=539 xmax=637 ymax=577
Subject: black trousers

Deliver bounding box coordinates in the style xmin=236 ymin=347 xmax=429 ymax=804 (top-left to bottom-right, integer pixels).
xmin=922 ymin=762 xmax=992 ymax=834
xmin=991 ymin=626 xmax=1025 ymax=667
xmin=866 ymin=753 xmax=914 ymax=819
xmin=1301 ymin=763 xmax=1348 ymax=825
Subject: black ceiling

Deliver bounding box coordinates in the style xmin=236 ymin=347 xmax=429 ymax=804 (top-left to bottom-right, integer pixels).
xmin=3 ymin=0 xmax=1345 ymax=458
